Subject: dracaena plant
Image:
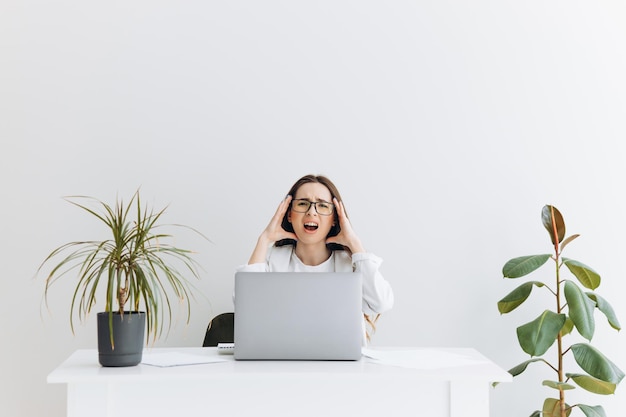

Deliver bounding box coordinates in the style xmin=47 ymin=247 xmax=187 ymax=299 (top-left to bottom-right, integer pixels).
xmin=39 ymin=190 xmax=207 ymax=345
xmin=497 ymin=205 xmax=624 ymax=417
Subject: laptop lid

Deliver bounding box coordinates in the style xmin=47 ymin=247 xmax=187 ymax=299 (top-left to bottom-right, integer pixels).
xmin=233 ymin=271 xmax=363 ymax=361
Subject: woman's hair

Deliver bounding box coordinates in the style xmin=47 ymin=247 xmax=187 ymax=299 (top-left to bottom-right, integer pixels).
xmin=365 ymin=313 xmax=380 ymax=342
xmin=276 ymin=174 xmax=346 ymax=251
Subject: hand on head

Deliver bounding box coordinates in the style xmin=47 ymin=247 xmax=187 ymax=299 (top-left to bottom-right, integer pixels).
xmin=325 ymin=198 xmax=365 ymax=254
xmin=260 ymin=195 xmax=298 ymax=244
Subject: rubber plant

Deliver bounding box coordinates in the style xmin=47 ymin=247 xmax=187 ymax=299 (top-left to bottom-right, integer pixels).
xmin=497 ymin=205 xmax=623 ymax=417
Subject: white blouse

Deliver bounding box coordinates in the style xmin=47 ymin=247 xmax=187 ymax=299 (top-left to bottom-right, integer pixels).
xmin=236 ymin=245 xmax=394 ymax=316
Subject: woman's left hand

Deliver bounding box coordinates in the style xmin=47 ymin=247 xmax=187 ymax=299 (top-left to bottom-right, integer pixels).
xmin=325 ymin=198 xmax=365 ymax=254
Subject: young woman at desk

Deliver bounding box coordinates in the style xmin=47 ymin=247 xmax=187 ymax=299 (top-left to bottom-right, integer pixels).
xmin=238 ymin=174 xmax=394 ymax=340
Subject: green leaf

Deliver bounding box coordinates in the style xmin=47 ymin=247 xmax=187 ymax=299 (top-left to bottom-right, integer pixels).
xmin=562 ymin=258 xmax=601 ymax=290
xmin=542 ymin=398 xmax=571 ymax=417
xmin=586 ymin=293 xmax=621 ymax=331
xmin=497 ymin=281 xmax=545 ymax=314
xmin=542 ymin=205 xmax=565 ymax=245
xmin=561 ymin=317 xmax=575 ymax=337
xmin=571 ymin=343 xmax=625 ymax=384
xmin=564 ymin=281 xmax=596 ymax=340
xmin=566 ymin=373 xmax=617 ymax=395
xmin=578 ymin=404 xmax=606 ymax=417
xmin=502 ymin=255 xmax=551 ymax=278
xmin=517 ymin=310 xmax=566 ymax=356
xmin=508 ymin=358 xmax=548 ymax=377
xmin=542 ymin=380 xmax=576 ymax=390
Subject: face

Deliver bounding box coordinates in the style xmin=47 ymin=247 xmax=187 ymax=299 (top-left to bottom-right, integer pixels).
xmin=287 ymin=182 xmax=335 ymax=245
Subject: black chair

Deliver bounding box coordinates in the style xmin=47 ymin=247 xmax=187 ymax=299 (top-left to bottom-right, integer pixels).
xmin=202 ymin=312 xmax=235 ymax=347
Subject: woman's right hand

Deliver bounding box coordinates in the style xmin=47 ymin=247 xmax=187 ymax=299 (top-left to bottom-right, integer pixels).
xmin=248 ymin=195 xmax=297 ymax=264
xmin=260 ymin=195 xmax=297 ymax=243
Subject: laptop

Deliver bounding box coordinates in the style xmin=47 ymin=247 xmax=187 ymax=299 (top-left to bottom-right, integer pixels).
xmin=233 ymin=271 xmax=363 ymax=361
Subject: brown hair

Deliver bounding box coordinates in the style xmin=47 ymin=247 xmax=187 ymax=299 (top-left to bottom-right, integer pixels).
xmin=365 ymin=314 xmax=380 ymax=342
xmin=277 ymin=174 xmax=345 ymax=251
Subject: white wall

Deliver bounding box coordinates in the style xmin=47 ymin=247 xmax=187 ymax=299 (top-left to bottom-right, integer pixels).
xmin=2 ymin=1 xmax=626 ymax=416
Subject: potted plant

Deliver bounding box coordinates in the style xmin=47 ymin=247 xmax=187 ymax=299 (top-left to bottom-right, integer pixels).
xmin=39 ymin=190 xmax=207 ymax=367
xmin=497 ymin=205 xmax=623 ymax=417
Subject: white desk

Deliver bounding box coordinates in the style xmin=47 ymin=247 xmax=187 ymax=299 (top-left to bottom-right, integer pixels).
xmin=48 ymin=347 xmax=511 ymax=417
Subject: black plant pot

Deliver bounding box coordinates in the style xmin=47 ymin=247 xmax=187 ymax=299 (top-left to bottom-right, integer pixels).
xmin=97 ymin=311 xmax=146 ymax=367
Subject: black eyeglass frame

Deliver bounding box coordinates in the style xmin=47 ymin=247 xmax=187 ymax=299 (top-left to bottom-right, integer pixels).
xmin=290 ymin=199 xmax=335 ymax=216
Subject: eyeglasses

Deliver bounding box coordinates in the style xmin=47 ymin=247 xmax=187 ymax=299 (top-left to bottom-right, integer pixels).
xmin=291 ymin=199 xmax=334 ymax=216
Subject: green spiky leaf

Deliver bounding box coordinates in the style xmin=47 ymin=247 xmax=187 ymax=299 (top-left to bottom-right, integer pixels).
xmin=38 ymin=190 xmax=209 ymax=345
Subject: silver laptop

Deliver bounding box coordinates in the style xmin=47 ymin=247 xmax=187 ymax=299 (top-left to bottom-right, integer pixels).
xmin=233 ymin=271 xmax=363 ymax=361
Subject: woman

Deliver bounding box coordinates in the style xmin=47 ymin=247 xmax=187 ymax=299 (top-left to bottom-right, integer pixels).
xmin=237 ymin=174 xmax=394 ymax=341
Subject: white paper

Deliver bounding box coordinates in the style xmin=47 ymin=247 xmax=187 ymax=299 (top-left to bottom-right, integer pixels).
xmin=362 ymin=348 xmax=488 ymax=370
xmin=141 ymin=351 xmax=230 ymax=367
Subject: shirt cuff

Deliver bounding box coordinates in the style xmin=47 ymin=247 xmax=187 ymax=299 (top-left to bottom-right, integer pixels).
xmin=235 ymin=263 xmax=267 ymax=272
xmin=351 ymin=252 xmax=383 ymax=266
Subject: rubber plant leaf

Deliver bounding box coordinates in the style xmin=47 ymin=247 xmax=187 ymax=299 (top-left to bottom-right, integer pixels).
xmin=578 ymin=404 xmax=606 ymax=417
xmin=566 ymin=373 xmax=617 ymax=395
xmin=542 ymin=380 xmax=576 ymax=390
xmin=542 ymin=398 xmax=571 ymax=417
xmin=502 ymin=254 xmax=551 ymax=278
xmin=564 ymin=280 xmax=596 ymax=341
xmin=562 ymin=258 xmax=601 ymax=290
xmin=517 ymin=310 xmax=566 ymax=357
xmin=586 ymin=293 xmax=621 ymax=331
xmin=508 ymin=358 xmax=547 ymax=377
xmin=560 ymin=233 xmax=580 ymax=251
xmin=497 ymin=281 xmax=545 ymax=314
xmin=561 ymin=317 xmax=574 ymax=337
xmin=571 ymin=343 xmax=625 ymax=384
xmin=541 ymin=205 xmax=566 ymax=245
xmin=492 ymin=357 xmax=549 ymax=388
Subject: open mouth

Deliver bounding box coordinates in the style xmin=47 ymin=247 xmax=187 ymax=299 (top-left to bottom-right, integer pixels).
xmin=304 ymin=222 xmax=319 ymax=231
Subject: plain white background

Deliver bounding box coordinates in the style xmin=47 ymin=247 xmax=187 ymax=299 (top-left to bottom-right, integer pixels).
xmin=2 ymin=1 xmax=626 ymax=416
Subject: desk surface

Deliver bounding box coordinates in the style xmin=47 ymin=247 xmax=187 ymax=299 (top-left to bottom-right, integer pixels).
xmin=48 ymin=346 xmax=512 ymax=384
xmin=48 ymin=347 xmax=511 ymax=417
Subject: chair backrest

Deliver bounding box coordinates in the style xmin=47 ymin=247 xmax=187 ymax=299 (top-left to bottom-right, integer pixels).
xmin=202 ymin=312 xmax=235 ymax=347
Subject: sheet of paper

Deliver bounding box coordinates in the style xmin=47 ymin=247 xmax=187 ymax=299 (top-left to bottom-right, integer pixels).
xmin=362 ymin=348 xmax=487 ymax=370
xmin=141 ymin=351 xmax=230 ymax=367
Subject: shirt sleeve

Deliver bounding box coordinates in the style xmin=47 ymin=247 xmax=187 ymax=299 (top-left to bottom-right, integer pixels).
xmin=352 ymin=252 xmax=394 ymax=315
xmin=235 ymin=262 xmax=268 ymax=272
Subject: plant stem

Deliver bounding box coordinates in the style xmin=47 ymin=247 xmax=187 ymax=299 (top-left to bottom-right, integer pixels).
xmin=556 ymin=259 xmax=566 ymax=417
xmin=550 ymin=206 xmax=566 ymax=417
xmin=117 ymin=265 xmax=128 ymax=315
